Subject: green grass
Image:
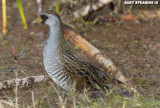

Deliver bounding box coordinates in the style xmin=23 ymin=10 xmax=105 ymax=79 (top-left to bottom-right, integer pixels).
xmin=80 ymin=18 xmax=96 ymax=31
xmin=0 ymin=83 xmax=159 ymax=108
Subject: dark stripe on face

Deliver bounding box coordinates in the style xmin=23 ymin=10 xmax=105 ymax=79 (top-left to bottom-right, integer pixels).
xmin=40 ymin=14 xmax=48 ymax=23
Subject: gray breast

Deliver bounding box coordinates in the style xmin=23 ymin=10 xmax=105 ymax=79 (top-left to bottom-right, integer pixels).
xmin=42 ymin=22 xmax=73 ymax=90
xmin=43 ymin=53 xmax=73 ymax=90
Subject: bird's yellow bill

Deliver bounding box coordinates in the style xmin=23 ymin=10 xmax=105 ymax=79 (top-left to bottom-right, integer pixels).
xmin=32 ymin=17 xmax=42 ymax=24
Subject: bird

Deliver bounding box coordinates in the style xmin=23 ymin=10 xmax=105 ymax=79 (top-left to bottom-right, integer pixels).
xmin=32 ymin=10 xmax=112 ymax=91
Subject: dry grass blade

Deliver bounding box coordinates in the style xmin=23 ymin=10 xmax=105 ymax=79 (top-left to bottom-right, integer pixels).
xmin=49 ymin=82 xmax=66 ymax=108
xmin=15 ymin=71 xmax=18 ymax=108
xmin=16 ymin=0 xmax=28 ymax=29
xmin=46 ymin=95 xmax=51 ymax=108
xmin=2 ymin=0 xmax=7 ymax=35
xmin=122 ymin=99 xmax=126 ymax=108
xmin=56 ymin=0 xmax=60 ymax=13
xmin=72 ymin=82 xmax=76 ymax=108
xmin=32 ymin=91 xmax=36 ymax=108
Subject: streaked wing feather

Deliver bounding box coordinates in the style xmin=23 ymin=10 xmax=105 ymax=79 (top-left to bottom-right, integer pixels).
xmin=61 ymin=49 xmax=112 ymax=89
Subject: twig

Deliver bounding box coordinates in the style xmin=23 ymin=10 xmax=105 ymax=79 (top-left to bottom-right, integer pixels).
xmin=63 ymin=25 xmax=139 ymax=96
xmin=0 ymin=75 xmax=45 ymax=90
xmin=73 ymin=0 xmax=113 ymax=20
xmin=0 ymin=99 xmax=16 ymax=107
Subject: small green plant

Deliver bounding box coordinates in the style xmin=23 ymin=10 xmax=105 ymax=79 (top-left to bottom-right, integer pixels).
xmin=80 ymin=18 xmax=96 ymax=31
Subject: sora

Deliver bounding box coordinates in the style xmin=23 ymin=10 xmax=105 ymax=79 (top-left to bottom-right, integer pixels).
xmin=32 ymin=10 xmax=112 ymax=91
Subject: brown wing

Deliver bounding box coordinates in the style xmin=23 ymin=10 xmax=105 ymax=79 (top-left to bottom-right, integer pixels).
xmin=61 ymin=49 xmax=112 ymax=90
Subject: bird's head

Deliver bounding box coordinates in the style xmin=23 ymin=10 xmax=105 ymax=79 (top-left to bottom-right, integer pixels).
xmin=32 ymin=10 xmax=61 ymax=26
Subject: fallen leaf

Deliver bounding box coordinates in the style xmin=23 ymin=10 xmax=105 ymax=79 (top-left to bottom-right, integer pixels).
xmin=122 ymin=14 xmax=137 ymax=21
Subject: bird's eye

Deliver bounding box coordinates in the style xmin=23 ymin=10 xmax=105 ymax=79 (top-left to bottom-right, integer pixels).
xmin=41 ymin=15 xmax=48 ymax=20
xmin=44 ymin=16 xmax=48 ymax=20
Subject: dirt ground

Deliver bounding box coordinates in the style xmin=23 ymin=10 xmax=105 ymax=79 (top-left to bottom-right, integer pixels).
xmin=0 ymin=0 xmax=160 ymax=107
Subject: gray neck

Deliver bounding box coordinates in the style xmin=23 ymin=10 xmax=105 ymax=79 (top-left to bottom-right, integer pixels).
xmin=43 ymin=24 xmax=72 ymax=90
xmin=43 ymin=25 xmax=65 ymax=62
